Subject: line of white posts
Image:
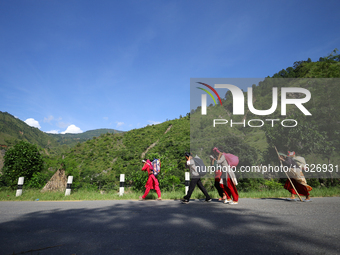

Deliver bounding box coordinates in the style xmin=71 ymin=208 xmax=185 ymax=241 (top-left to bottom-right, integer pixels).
xmin=15 ymin=172 xmax=190 ymax=197
xmin=15 ymin=176 xmax=74 ymax=197
xmin=116 ymin=172 xmax=190 ymax=196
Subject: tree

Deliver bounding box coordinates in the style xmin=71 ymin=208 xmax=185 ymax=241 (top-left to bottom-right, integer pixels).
xmin=1 ymin=141 xmax=44 ymax=188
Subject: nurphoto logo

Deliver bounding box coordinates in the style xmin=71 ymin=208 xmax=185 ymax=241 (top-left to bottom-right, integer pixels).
xmin=195 ymin=80 xmax=312 ymax=128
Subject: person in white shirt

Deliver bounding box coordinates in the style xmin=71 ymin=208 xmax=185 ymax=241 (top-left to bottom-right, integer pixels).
xmin=182 ymin=152 xmax=211 ymax=204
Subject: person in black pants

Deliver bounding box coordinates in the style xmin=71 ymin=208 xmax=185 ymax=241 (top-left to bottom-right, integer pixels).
xmin=182 ymin=152 xmax=211 ymax=204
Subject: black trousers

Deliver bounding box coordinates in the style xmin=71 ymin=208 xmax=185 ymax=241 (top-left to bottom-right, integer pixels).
xmin=214 ymin=179 xmax=225 ymax=198
xmin=184 ymin=177 xmax=211 ymax=200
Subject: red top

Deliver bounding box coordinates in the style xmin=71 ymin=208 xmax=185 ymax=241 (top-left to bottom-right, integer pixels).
xmin=142 ymin=160 xmax=159 ymax=189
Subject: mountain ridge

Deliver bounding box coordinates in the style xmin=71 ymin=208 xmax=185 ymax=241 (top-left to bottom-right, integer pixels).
xmin=0 ymin=111 xmax=123 ymax=149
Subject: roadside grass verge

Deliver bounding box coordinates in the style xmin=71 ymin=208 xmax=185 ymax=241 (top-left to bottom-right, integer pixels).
xmin=0 ymin=186 xmax=339 ymax=201
xmin=238 ymin=186 xmax=340 ymax=198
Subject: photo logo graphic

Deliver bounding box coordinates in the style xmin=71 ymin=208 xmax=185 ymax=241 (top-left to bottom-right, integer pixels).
xmin=198 ymin=82 xmax=311 ymax=116
xmin=197 ymin=82 xmax=312 ymax=128
xmin=196 ymin=82 xmax=223 ymax=115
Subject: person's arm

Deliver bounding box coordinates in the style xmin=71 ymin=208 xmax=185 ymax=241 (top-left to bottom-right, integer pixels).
xmin=187 ymin=158 xmax=194 ymax=167
xmin=142 ymin=163 xmax=148 ymax=171
xmin=187 ymin=158 xmax=198 ymax=175
xmin=210 ymin=155 xmax=216 ymax=164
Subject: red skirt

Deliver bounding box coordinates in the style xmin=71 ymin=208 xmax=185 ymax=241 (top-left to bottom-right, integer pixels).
xmin=284 ymin=179 xmax=310 ymax=196
xmin=222 ymin=176 xmax=239 ymax=202
xmin=145 ymin=174 xmax=159 ymax=189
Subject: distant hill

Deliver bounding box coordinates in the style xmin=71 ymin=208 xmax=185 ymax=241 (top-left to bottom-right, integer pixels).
xmin=0 ymin=111 xmax=123 ymax=149
xmin=0 ymin=111 xmax=60 ymax=149
xmin=48 ymin=129 xmax=124 ymax=147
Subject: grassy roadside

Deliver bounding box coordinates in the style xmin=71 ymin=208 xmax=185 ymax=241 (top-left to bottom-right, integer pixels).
xmin=0 ymin=187 xmax=339 ymax=201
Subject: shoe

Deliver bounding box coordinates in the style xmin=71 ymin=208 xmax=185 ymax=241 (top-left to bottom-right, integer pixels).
xmin=181 ymin=199 xmax=189 ymax=204
xmin=229 ymin=201 xmax=238 ymax=205
xmin=139 ymin=196 xmax=145 ymax=201
xmin=286 ymin=198 xmax=297 ymax=201
xmin=156 ymin=198 xmax=162 ymax=201
xmin=205 ymin=198 xmax=212 ymax=202
xmin=303 ymin=199 xmax=312 ymax=202
xmin=224 ymin=199 xmax=232 ymax=204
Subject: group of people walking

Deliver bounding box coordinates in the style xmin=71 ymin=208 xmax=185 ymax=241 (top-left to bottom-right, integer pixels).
xmin=138 ymin=147 xmax=312 ymax=203
xmin=182 ymin=148 xmax=239 ymax=204
xmin=138 ymin=147 xmax=239 ymax=204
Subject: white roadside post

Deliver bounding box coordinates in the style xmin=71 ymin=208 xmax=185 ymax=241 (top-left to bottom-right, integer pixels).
xmin=185 ymin=172 xmax=190 ymax=195
xmin=119 ymin=174 xmax=125 ymax=196
xmin=65 ymin=176 xmax=73 ymax=196
xmin=16 ymin=177 xmax=24 ymax=197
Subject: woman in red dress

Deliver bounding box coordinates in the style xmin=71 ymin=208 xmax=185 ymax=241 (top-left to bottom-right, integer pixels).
xmin=139 ymin=159 xmax=162 ymax=200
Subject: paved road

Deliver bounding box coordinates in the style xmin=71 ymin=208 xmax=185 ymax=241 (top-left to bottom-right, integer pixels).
xmin=0 ymin=197 xmax=339 ymax=255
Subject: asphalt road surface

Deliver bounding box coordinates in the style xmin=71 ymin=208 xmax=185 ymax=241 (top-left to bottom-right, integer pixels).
xmin=0 ymin=197 xmax=339 ymax=255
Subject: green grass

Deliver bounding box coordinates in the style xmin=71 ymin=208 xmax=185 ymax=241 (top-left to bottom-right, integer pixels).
xmin=0 ymin=187 xmax=339 ymax=201
xmin=238 ymin=187 xmax=338 ymax=198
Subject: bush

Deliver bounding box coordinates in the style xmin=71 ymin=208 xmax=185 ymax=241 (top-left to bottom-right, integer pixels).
xmin=1 ymin=141 xmax=44 ymax=188
xmin=264 ymin=179 xmax=283 ymax=190
xmin=238 ymin=178 xmax=266 ymax=192
xmin=126 ymin=169 xmax=148 ymax=191
xmin=26 ymin=171 xmax=51 ymax=189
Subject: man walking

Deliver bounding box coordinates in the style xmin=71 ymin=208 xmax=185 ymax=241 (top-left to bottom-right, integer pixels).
xmin=182 ymin=152 xmax=211 ymax=204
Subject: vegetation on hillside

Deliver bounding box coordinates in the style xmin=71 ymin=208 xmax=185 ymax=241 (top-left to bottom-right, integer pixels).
xmin=272 ymin=49 xmax=340 ymax=78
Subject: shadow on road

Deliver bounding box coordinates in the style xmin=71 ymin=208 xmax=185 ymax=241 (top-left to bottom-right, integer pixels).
xmin=0 ymin=199 xmax=339 ymax=254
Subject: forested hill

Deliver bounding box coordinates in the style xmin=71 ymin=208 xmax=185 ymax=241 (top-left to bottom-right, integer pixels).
xmin=0 ymin=111 xmax=122 ymax=150
xmin=0 ymin=111 xmax=60 ymax=149
xmin=272 ymin=49 xmax=340 ymax=78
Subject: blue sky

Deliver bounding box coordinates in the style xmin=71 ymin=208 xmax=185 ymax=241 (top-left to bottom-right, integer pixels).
xmin=1 ymin=0 xmax=339 ymax=133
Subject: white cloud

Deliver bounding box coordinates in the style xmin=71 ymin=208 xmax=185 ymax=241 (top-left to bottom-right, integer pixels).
xmin=116 ymin=122 xmax=124 ymax=128
xmin=43 ymin=115 xmax=54 ymax=123
xmin=148 ymin=120 xmax=161 ymax=125
xmin=45 ymin=130 xmax=59 ymax=134
xmin=25 ymin=118 xmax=41 ymax=129
xmin=61 ymin=125 xmax=83 ymax=134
